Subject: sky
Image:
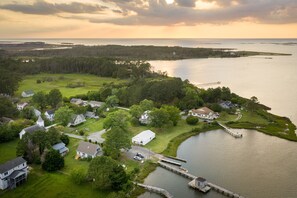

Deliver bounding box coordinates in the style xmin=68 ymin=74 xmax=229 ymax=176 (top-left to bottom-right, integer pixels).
xmin=0 ymin=0 xmax=297 ymax=38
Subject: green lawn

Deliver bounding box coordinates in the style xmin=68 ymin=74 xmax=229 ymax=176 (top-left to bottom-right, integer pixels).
xmin=16 ymin=73 xmax=126 ymax=98
xmin=0 ymin=139 xmax=18 ymax=163
xmin=1 ymin=166 xmax=111 ymax=198
xmin=239 ymin=110 xmax=269 ymax=125
xmin=128 ymin=120 xmax=197 ymax=153
xmin=217 ymin=111 xmax=238 ymax=122
xmin=69 ymin=119 xmax=105 ymax=135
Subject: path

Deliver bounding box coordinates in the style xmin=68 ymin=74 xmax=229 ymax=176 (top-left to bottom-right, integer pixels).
xmin=64 ymin=133 xmax=84 ymax=140
xmin=135 ymin=182 xmax=173 ymax=198
xmin=87 ymin=129 xmax=107 ymax=143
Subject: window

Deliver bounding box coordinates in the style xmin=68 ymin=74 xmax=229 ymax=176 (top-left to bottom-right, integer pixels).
xmin=4 ymin=172 xmax=8 ymax=176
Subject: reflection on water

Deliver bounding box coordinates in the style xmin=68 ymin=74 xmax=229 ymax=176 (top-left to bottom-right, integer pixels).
xmin=143 ymin=130 xmax=297 ymax=198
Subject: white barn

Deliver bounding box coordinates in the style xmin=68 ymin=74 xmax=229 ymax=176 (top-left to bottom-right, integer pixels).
xmin=132 ymin=130 xmax=155 ymax=146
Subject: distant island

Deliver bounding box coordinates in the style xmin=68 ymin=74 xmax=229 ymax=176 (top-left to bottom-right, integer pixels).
xmin=0 ymin=42 xmax=291 ymax=60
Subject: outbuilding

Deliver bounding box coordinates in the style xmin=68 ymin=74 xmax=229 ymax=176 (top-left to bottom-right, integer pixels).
xmin=132 ymin=130 xmax=155 ymax=146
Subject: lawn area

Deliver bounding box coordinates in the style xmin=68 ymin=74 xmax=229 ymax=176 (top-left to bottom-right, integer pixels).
xmin=128 ymin=120 xmax=197 ymax=153
xmin=0 ymin=139 xmax=18 ymax=164
xmin=217 ymin=111 xmax=238 ymax=122
xmin=1 ymin=166 xmax=111 ymax=198
xmin=239 ymin=110 xmax=269 ymax=125
xmin=16 ymin=73 xmax=126 ymax=98
xmin=69 ymin=119 xmax=105 ymax=135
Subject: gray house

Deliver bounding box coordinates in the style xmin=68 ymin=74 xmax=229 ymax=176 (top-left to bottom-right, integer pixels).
xmin=21 ymin=90 xmax=34 ymax=98
xmin=52 ymin=142 xmax=69 ymax=156
xmin=76 ymin=141 xmax=101 ymax=159
xmin=68 ymin=114 xmax=86 ymax=127
xmin=0 ymin=157 xmax=28 ymax=190
xmin=19 ymin=124 xmax=45 ymax=139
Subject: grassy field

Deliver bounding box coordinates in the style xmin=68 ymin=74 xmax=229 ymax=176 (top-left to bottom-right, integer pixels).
xmin=0 ymin=139 xmax=18 ymax=163
xmin=128 ymin=120 xmax=197 ymax=153
xmin=68 ymin=119 xmax=105 ymax=135
xmin=16 ymin=73 xmax=126 ymax=98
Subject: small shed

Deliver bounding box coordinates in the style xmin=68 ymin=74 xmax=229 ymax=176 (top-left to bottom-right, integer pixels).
xmin=21 ymin=90 xmax=34 ymax=98
xmin=195 ymin=177 xmax=207 ymax=189
xmin=132 ymin=130 xmax=155 ymax=145
xmin=52 ymin=142 xmax=69 ymax=156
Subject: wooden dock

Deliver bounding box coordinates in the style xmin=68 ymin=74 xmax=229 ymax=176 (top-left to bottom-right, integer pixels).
xmin=217 ymin=122 xmax=243 ymax=138
xmin=158 ymin=161 xmax=244 ymax=198
xmin=135 ymin=182 xmax=173 ymax=198
xmin=164 ymin=155 xmax=187 ymax=163
xmin=160 ymin=159 xmax=182 ymax=166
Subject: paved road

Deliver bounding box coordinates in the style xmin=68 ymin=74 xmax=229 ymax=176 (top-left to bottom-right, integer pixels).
xmin=124 ymin=146 xmax=164 ymax=161
xmin=87 ymin=129 xmax=107 ymax=144
xmin=64 ymin=133 xmax=84 ymax=140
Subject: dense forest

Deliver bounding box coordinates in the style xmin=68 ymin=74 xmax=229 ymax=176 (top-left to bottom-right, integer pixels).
xmin=0 ymin=43 xmax=290 ymax=60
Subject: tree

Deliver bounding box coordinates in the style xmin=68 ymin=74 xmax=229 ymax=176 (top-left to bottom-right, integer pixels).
xmin=139 ymin=99 xmax=154 ymax=111
xmin=103 ymin=110 xmax=130 ymax=130
xmin=0 ymin=97 xmax=18 ymax=118
xmin=55 ymin=106 xmax=74 ymax=126
xmin=42 ymin=149 xmax=64 ymax=172
xmin=104 ymin=127 xmax=131 ymax=159
xmin=32 ymin=91 xmax=47 ymax=110
xmin=186 ymin=116 xmax=199 ymax=125
xmin=130 ymin=104 xmax=143 ymax=119
xmin=47 ymin=127 xmax=61 ymax=145
xmin=0 ymin=68 xmax=21 ymax=95
xmin=149 ymin=108 xmax=169 ymax=128
xmin=106 ymin=95 xmax=119 ymax=108
xmin=47 ymin=89 xmax=62 ymax=108
xmin=87 ymin=156 xmax=128 ymax=190
xmin=161 ymin=105 xmax=180 ymax=126
xmin=60 ymin=134 xmax=69 ymax=145
xmin=20 ymin=107 xmax=36 ymax=120
xmin=70 ymin=168 xmax=86 ymax=185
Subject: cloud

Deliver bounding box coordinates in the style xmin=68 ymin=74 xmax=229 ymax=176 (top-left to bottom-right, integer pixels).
xmin=1 ymin=0 xmax=297 ymax=25
xmin=0 ymin=0 xmax=105 ymax=15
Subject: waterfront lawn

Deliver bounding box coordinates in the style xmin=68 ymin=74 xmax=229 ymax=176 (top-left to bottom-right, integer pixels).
xmin=238 ymin=110 xmax=269 ymax=125
xmin=16 ymin=73 xmax=126 ymax=98
xmin=129 ymin=120 xmax=199 ymax=153
xmin=1 ymin=166 xmax=111 ymax=198
xmin=0 ymin=139 xmax=18 ymax=163
xmin=69 ymin=118 xmax=105 ymax=135
xmin=217 ymin=111 xmax=238 ymax=122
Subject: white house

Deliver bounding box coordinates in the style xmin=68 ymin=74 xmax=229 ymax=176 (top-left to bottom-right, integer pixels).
xmin=36 ymin=116 xmax=44 ymax=127
xmin=19 ymin=124 xmax=45 ymax=139
xmin=139 ymin=110 xmax=151 ymax=125
xmin=70 ymin=98 xmax=86 ymax=106
xmin=17 ymin=102 xmax=28 ymax=111
xmin=33 ymin=108 xmax=41 ymax=117
xmin=68 ymin=114 xmax=86 ymax=127
xmin=132 ymin=130 xmax=155 ymax=146
xmin=88 ymin=101 xmax=104 ymax=108
xmin=45 ymin=110 xmax=55 ymax=121
xmin=52 ymin=142 xmax=69 ymax=156
xmin=76 ymin=141 xmax=101 ymax=159
xmin=84 ymin=111 xmax=98 ymax=119
xmin=188 ymin=107 xmax=219 ymax=120
xmin=21 ymin=90 xmax=34 ymax=98
xmin=0 ymin=157 xmax=28 ymax=190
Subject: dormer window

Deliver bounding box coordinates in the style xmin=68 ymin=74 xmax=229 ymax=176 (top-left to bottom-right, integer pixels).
xmin=4 ymin=172 xmax=8 ymax=176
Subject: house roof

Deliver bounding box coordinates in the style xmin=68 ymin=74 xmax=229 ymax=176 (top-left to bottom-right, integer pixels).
xmin=9 ymin=170 xmax=26 ymax=179
xmin=52 ymin=142 xmax=67 ymax=152
xmin=197 ymin=177 xmax=206 ymax=182
xmin=37 ymin=116 xmax=43 ymax=122
xmin=23 ymin=90 xmax=34 ymax=95
xmin=0 ymin=157 xmax=26 ymax=174
xmin=17 ymin=102 xmax=28 ymax=106
xmin=89 ymin=101 xmax=104 ymax=106
xmin=191 ymin=107 xmax=214 ymax=115
xmin=23 ymin=124 xmax=45 ymax=134
xmin=77 ymin=141 xmax=99 ymax=156
xmin=132 ymin=130 xmax=155 ymax=142
xmin=45 ymin=110 xmax=55 ymax=115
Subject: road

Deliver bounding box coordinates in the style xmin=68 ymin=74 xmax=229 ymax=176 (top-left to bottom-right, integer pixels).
xmin=87 ymin=129 xmax=107 ymax=143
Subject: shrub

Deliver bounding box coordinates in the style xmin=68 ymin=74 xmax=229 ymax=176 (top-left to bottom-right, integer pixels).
xmin=79 ymin=130 xmax=85 ymax=136
xmin=36 ymin=79 xmax=41 ymax=84
xmin=60 ymin=134 xmax=70 ymax=145
xmin=42 ymin=149 xmax=64 ymax=172
xmin=186 ymin=116 xmax=199 ymax=125
xmin=70 ymin=168 xmax=87 ymax=185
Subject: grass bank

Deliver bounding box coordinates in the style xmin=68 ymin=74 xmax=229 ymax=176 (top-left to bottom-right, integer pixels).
xmin=16 ymin=73 xmax=126 ymax=98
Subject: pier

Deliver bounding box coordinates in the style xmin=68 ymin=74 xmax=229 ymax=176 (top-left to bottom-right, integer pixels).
xmin=135 ymin=182 xmax=173 ymax=198
xmin=217 ymin=122 xmax=243 ymax=138
xmin=158 ymin=161 xmax=244 ymax=198
xmin=160 ymin=159 xmax=182 ymax=166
